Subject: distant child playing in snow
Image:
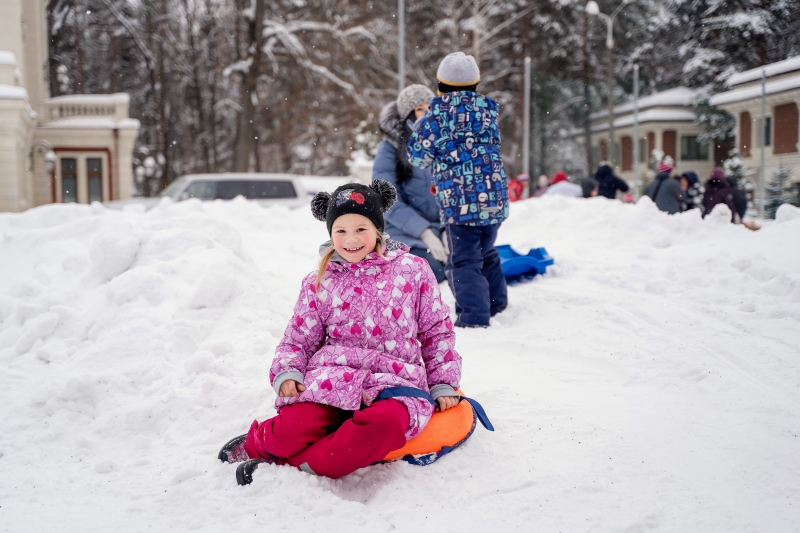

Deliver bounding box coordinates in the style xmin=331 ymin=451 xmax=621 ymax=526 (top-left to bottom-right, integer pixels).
xmin=218 ymin=181 xmax=462 ymax=483
xmin=407 ymin=51 xmax=509 ymax=328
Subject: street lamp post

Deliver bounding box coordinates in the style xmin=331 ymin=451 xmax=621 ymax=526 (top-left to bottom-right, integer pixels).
xmin=586 ymin=0 xmax=636 ymax=167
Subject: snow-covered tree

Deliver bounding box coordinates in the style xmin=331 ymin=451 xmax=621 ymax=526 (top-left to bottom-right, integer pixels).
xmin=724 ymin=151 xmax=756 ymax=207
xmin=693 ymin=98 xmax=735 ymax=144
xmin=646 ymin=0 xmax=800 ymax=88
xmin=44 ymin=0 xmax=800 ymax=191
xmin=766 ymin=166 xmax=799 ymax=218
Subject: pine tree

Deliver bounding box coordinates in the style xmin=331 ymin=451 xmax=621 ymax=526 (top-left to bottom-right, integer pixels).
xmin=766 ymin=166 xmax=799 ymax=218
xmin=693 ymin=99 xmax=735 ymax=145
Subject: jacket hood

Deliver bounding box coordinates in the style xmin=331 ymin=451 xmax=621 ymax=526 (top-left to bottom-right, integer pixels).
xmin=594 ymin=165 xmax=616 ymax=181
xmin=379 ymin=102 xmax=405 ymax=149
xmin=709 ymin=167 xmax=726 ymax=182
xmin=706 ymin=177 xmax=729 ymax=190
xmin=655 ymin=171 xmax=671 ymax=181
xmin=435 ymin=91 xmax=498 ymax=139
xmin=683 ymin=171 xmax=699 ymax=186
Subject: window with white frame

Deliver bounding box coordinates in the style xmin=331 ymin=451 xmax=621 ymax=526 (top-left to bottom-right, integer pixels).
xmin=754 ymin=117 xmax=772 ymax=148
xmin=62 ymin=158 xmax=78 ymax=203
xmin=87 ymin=158 xmax=103 ymax=203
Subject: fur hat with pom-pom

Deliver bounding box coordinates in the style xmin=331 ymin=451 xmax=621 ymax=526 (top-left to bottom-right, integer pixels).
xmin=310 ymin=180 xmax=397 ymax=235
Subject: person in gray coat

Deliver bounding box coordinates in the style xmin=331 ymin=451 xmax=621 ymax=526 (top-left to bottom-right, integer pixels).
xmin=372 ymin=84 xmax=447 ymax=283
xmin=644 ymin=160 xmax=684 ymax=215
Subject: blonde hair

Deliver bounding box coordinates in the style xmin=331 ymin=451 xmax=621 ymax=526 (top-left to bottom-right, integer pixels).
xmin=315 ymin=234 xmax=385 ymax=292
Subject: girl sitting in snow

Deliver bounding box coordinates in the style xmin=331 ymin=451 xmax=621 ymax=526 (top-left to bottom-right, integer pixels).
xmin=219 ymin=180 xmax=462 ymax=483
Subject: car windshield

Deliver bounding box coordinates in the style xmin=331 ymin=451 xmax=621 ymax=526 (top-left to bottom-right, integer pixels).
xmin=160 ymin=178 xmax=186 ymax=198
xmin=215 ymin=180 xmax=297 ymax=200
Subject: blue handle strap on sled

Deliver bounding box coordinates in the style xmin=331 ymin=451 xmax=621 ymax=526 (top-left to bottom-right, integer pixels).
xmin=375 ymin=386 xmax=494 ymax=431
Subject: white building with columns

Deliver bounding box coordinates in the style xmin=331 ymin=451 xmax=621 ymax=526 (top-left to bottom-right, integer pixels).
xmin=0 ymin=0 xmax=139 ymax=213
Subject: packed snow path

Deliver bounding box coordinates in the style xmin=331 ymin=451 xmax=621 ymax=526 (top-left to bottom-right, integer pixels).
xmin=1 ymin=196 xmax=799 ymax=532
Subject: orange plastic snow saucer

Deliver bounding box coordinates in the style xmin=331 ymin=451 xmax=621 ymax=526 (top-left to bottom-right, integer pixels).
xmin=382 ymin=389 xmax=490 ymax=466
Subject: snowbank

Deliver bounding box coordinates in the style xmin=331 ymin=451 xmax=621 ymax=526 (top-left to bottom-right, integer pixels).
xmin=1 ymin=196 xmax=798 ymax=532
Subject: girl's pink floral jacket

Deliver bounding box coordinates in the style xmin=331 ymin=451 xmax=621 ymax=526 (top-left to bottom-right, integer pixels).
xmin=270 ymin=241 xmax=462 ymax=439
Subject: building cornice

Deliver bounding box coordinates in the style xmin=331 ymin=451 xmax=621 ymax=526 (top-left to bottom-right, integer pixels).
xmin=710 ymin=74 xmax=800 ymax=106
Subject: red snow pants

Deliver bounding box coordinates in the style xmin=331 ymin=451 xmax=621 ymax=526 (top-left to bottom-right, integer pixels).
xmin=243 ymin=399 xmax=409 ymax=479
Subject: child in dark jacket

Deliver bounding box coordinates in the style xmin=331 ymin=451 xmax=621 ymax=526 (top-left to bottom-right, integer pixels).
xmin=703 ymin=167 xmax=741 ymax=223
xmin=407 ymin=51 xmax=509 ymax=328
xmin=594 ymin=163 xmax=630 ymax=199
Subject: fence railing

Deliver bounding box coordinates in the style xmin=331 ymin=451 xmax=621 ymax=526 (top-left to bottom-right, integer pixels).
xmin=42 ymin=94 xmax=130 ymax=122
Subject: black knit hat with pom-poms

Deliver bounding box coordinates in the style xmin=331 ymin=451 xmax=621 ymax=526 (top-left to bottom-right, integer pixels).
xmin=310 ymin=180 xmax=397 ymax=235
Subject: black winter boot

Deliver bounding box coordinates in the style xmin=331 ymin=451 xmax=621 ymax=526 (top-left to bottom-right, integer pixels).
xmin=218 ymin=434 xmax=249 ymax=463
xmin=236 ymin=459 xmax=273 ymax=486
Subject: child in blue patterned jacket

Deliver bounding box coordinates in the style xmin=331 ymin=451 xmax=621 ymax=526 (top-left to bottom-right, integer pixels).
xmin=407 ymin=51 xmax=509 ymax=328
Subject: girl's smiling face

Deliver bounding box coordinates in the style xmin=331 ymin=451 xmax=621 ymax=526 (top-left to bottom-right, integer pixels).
xmin=331 ymin=213 xmax=380 ymax=263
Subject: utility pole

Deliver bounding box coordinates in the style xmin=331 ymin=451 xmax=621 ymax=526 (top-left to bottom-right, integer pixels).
xmin=606 ymin=38 xmax=615 ymax=164
xmin=583 ymin=8 xmax=593 ymax=177
xmin=532 ymin=67 xmax=538 ymax=177
xmin=633 ymin=63 xmax=640 ymax=198
xmin=759 ymin=68 xmax=766 ymax=219
xmin=398 ymin=0 xmax=404 ymax=92
xmin=523 ymin=56 xmax=531 ymax=177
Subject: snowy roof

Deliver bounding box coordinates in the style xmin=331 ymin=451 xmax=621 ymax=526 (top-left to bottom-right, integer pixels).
xmin=37 ymin=117 xmax=141 ymax=130
xmin=726 ymin=56 xmax=800 ymax=87
xmin=0 ymin=83 xmax=27 ymax=100
xmin=592 ymin=109 xmax=696 ymax=133
xmin=47 ymin=93 xmax=130 ymax=104
xmin=0 ymin=51 xmax=17 ymax=65
xmin=710 ymin=74 xmax=800 ymax=106
xmin=591 ymin=87 xmax=703 ymax=121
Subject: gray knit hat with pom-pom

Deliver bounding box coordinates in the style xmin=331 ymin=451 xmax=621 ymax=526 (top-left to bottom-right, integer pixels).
xmin=397 ymin=84 xmax=435 ymax=120
xmin=310 ymin=180 xmax=397 ymax=235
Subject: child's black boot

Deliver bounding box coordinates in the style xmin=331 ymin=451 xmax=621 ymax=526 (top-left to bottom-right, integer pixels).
xmin=218 ymin=434 xmax=249 ymax=463
xmin=236 ymin=458 xmax=279 ymax=485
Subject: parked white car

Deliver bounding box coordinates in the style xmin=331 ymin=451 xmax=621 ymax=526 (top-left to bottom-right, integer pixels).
xmin=105 ymin=173 xmax=309 ymax=210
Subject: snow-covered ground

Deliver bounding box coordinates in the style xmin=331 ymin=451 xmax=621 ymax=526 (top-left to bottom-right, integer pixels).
xmin=1 ymin=196 xmax=799 ymax=532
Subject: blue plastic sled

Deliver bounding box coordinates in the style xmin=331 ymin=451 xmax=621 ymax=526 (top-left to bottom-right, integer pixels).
xmin=496 ymin=245 xmax=554 ymax=283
